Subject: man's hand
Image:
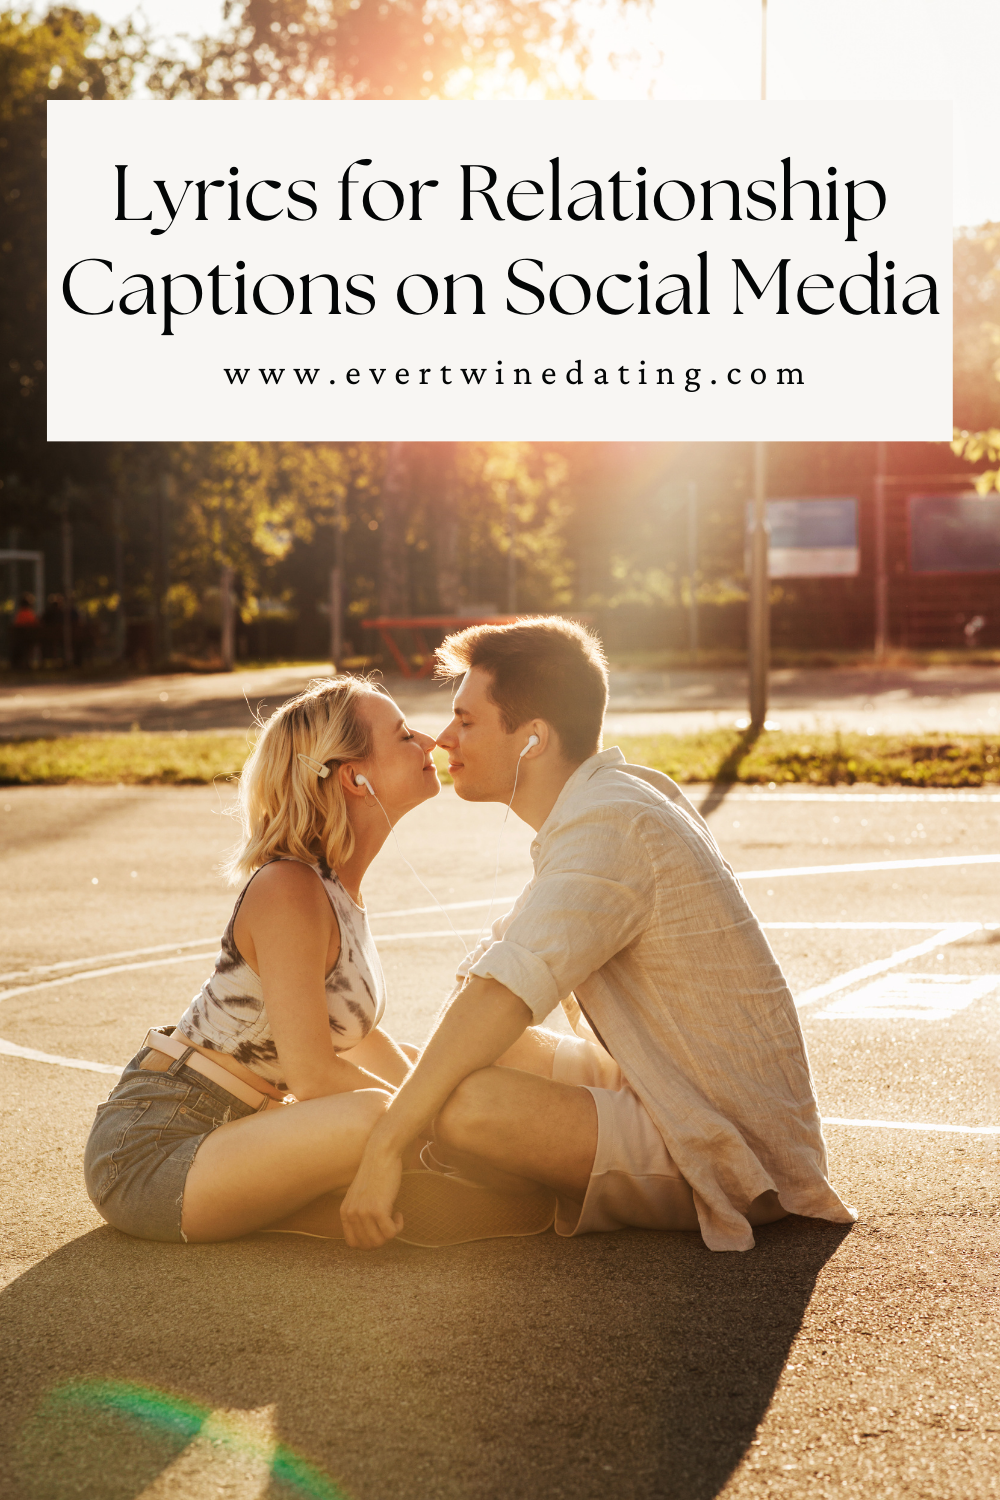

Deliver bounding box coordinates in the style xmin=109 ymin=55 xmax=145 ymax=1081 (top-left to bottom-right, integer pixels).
xmin=339 ymin=1143 xmax=404 ymax=1249
xmin=339 ymin=978 xmax=532 ymax=1248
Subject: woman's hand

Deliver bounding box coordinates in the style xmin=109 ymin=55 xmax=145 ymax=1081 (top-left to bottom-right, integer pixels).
xmin=339 ymin=1140 xmax=405 ymax=1249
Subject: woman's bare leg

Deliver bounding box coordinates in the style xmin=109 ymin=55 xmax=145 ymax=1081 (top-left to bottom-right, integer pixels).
xmin=494 ymin=1027 xmax=562 ymax=1077
xmin=341 ymin=1027 xmax=415 ymax=1087
xmin=181 ymin=1088 xmax=389 ymax=1242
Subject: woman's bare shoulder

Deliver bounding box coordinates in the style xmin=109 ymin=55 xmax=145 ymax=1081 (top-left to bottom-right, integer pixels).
xmin=239 ymin=859 xmax=332 ymax=916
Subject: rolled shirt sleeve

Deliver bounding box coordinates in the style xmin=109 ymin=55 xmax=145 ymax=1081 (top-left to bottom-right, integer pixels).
xmin=468 ymin=805 xmax=656 ymax=1024
xmin=454 ymin=881 xmax=533 ymax=987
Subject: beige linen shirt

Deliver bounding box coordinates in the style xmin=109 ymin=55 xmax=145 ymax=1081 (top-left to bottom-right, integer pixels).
xmin=459 ymin=746 xmax=855 ymax=1252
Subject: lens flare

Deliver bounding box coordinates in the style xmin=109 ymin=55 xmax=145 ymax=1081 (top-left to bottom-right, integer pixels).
xmin=39 ymin=1379 xmax=349 ymax=1499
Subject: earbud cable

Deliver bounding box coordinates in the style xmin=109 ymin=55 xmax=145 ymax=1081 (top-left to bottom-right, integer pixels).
xmin=468 ymin=751 xmax=525 ymax=960
xmin=362 ymin=784 xmax=475 ymax=957
xmin=359 ymin=748 xmax=529 ymax=966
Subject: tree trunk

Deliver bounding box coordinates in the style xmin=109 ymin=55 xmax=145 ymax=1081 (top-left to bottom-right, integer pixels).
xmin=379 ymin=442 xmax=410 ymax=617
xmin=434 ymin=444 xmax=461 ymax=613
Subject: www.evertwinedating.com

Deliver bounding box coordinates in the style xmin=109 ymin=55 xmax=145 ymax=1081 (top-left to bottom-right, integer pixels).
xmin=222 ymin=360 xmax=807 ymax=392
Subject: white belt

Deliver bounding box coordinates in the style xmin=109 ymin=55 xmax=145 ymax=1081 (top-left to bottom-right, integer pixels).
xmin=141 ymin=1028 xmax=293 ymax=1110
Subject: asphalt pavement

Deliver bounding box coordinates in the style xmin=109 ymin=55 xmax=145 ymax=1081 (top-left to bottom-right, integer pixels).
xmin=2 ymin=660 xmax=1000 ymax=739
xmin=1 ymin=775 xmax=998 ymax=1500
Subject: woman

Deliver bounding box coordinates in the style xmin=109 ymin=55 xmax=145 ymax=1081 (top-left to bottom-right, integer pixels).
xmin=84 ymin=675 xmax=448 ymax=1244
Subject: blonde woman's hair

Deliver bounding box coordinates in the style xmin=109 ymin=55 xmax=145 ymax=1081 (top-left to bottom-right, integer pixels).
xmin=225 ymin=676 xmax=381 ymax=885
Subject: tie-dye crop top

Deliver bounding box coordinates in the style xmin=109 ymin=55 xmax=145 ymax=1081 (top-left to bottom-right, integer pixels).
xmin=175 ymin=858 xmax=386 ymax=1092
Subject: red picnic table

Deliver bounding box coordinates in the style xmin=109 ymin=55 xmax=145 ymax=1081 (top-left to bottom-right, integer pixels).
xmin=361 ymin=615 xmax=520 ymax=678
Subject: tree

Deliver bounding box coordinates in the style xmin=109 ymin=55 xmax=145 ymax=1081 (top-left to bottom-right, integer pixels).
xmin=952 ymin=223 xmax=1000 ymax=493
xmin=143 ymin=0 xmax=588 ymax=102
xmin=0 ymin=2 xmax=589 ymax=666
xmin=951 ymin=428 xmax=1000 ymax=494
xmin=0 ymin=8 xmax=145 ymax=519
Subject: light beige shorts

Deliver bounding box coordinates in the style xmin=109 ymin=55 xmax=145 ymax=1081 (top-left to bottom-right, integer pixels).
xmin=550 ymin=1034 xmax=700 ymax=1236
xmin=551 ymin=1034 xmax=788 ymax=1238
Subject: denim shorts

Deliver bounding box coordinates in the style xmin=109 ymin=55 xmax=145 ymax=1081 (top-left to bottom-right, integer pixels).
xmin=83 ymin=1037 xmax=262 ymax=1243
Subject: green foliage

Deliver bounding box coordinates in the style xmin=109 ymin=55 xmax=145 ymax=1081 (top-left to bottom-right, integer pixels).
xmin=953 ymin=223 xmax=1000 ymax=433
xmin=0 ymin=9 xmax=147 ymax=510
xmin=951 ymin=223 xmax=1000 ymax=493
xmin=3 ymin=7 xmax=998 ymax=663
xmin=615 ymin=730 xmax=1000 ymax=788
xmin=143 ymin=0 xmax=589 ymax=101
xmin=951 ymin=427 xmax=1000 ymax=495
xmin=5 ymin=727 xmax=999 ymax=787
xmin=0 ymin=4 xmax=586 ymax=653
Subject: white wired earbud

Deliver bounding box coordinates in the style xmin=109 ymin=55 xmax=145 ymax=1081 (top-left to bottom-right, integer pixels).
xmin=299 ymin=743 xmax=539 ymax=960
xmin=471 ymin=731 xmax=540 ymax=955
xmin=351 ymin=771 xmax=474 ymax=955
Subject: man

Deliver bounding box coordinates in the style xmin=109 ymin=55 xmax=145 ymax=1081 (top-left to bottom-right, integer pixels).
xmin=341 ymin=616 xmax=854 ymax=1253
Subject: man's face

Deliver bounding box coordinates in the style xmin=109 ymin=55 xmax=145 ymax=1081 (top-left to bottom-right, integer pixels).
xmin=435 ymin=667 xmax=523 ymax=802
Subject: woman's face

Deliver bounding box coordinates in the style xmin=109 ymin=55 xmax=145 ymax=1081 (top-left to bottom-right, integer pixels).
xmin=352 ymin=692 xmax=440 ymax=818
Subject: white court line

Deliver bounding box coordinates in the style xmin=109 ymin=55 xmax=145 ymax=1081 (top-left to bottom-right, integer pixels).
xmin=379 ymin=855 xmax=1000 ymax=889
xmin=727 ymin=791 xmax=1000 ymax=804
xmin=4 ymin=1036 xmax=998 ymax=1138
xmin=0 ymin=937 xmax=221 ymax=985
xmin=6 ymin=844 xmax=991 ymax=990
xmin=375 ymin=929 xmax=480 ymax=942
xmin=369 ymin=896 xmax=520 ymax=922
xmin=0 ymin=900 xmax=515 ymax=984
xmin=823 ymin=1117 xmax=1000 ymax=1137
xmin=0 ymin=900 xmax=516 ymax=984
xmin=2 ymin=914 xmax=991 ymax=1004
xmin=0 ymin=929 xmax=489 ymax=1002
xmin=763 ymin=921 xmax=986 ymax=931
xmin=794 ymin=924 xmax=981 ymax=1009
xmin=0 ymin=951 xmax=220 ymax=1002
xmin=0 ymin=1036 xmax=121 ymax=1074
xmin=367 ymin=854 xmax=1000 ymax=897
xmin=738 ymin=853 xmax=1000 ymax=881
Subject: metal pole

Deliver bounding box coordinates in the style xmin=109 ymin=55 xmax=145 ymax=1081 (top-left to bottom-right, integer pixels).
xmin=330 ymin=493 xmax=345 ymax=669
xmin=761 ymin=0 xmax=767 ymax=101
xmin=506 ymin=484 xmax=517 ymax=613
xmin=748 ymin=443 xmax=770 ymax=730
xmin=220 ymin=566 xmax=235 ymax=670
xmin=687 ymin=480 xmax=699 ymax=662
xmin=874 ymin=440 xmax=888 ymax=661
xmin=160 ymin=473 xmax=173 ymax=664
xmin=330 ymin=567 xmax=343 ymax=670
xmin=6 ymin=528 xmax=17 ymax=607
xmin=113 ymin=492 xmax=126 ymax=662
xmin=61 ymin=517 xmax=73 ymax=668
xmin=747 ymin=8 xmax=769 ymax=728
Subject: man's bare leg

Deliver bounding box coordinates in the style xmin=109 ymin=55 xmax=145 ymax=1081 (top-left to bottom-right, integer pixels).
xmin=432 ymin=1065 xmax=597 ymax=1202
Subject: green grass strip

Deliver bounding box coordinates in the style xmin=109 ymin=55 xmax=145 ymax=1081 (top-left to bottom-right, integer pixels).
xmin=0 ymin=732 xmax=251 ymax=785
xmin=1 ymin=728 xmax=998 ymax=787
xmin=615 ymin=728 xmax=1000 ymax=788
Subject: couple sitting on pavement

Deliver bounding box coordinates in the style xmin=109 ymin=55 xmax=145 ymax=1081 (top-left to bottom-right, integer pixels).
xmin=84 ymin=617 xmax=854 ymax=1253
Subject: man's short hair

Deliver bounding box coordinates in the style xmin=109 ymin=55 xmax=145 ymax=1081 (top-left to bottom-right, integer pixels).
xmin=434 ymin=616 xmax=608 ymax=765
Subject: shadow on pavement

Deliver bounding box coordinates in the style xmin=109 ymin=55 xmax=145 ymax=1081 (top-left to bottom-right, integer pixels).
xmin=0 ymin=1216 xmax=849 ymax=1500
xmin=0 ymin=793 xmax=142 ymax=856
xmin=698 ymin=727 xmax=762 ymax=819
